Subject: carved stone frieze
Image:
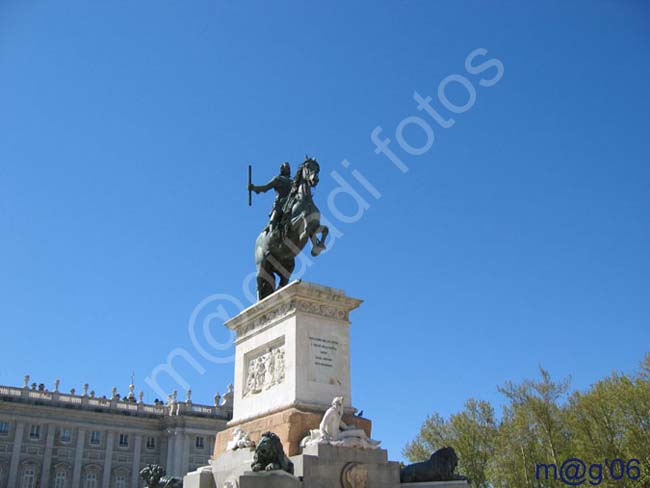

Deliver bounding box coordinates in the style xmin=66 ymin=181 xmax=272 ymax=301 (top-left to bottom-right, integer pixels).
xmin=235 ymin=298 xmax=350 ymax=339
xmin=243 ymin=345 xmax=286 ymax=397
xmin=226 ymin=281 xmax=362 ymax=340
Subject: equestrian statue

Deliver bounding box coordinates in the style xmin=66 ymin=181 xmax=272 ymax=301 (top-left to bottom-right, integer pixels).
xmin=248 ymin=157 xmax=328 ymax=300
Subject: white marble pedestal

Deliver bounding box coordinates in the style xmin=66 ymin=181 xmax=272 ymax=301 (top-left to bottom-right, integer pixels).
xmin=228 ymin=280 xmax=362 ymax=423
xmin=183 ymin=466 xmax=214 ymax=488
xmin=212 ymin=281 xmax=368 ymax=458
xmin=182 ymin=281 xmax=471 ymax=488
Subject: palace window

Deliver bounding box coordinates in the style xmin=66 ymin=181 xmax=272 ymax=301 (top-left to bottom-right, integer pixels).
xmin=54 ymin=470 xmax=67 ymax=488
xmin=146 ymin=436 xmax=156 ymax=449
xmin=21 ymin=467 xmax=36 ymax=488
xmin=115 ymin=474 xmax=127 ymax=488
xmin=29 ymin=424 xmax=40 ymax=440
xmin=0 ymin=421 xmax=9 ymax=435
xmin=60 ymin=428 xmax=72 ymax=442
xmin=83 ymin=472 xmax=97 ymax=488
xmin=195 ymin=436 xmax=205 ymax=449
xmin=118 ymin=433 xmax=129 ymax=447
xmin=90 ymin=431 xmax=101 ymax=445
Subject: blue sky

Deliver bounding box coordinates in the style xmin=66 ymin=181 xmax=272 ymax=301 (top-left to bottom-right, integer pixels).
xmin=1 ymin=0 xmax=648 ymax=461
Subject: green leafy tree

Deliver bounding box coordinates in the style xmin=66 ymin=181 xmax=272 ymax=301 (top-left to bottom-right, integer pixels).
xmin=491 ymin=367 xmax=571 ymax=488
xmin=491 ymin=403 xmax=548 ymax=487
xmin=403 ymin=412 xmax=448 ymax=462
xmin=498 ymin=367 xmax=571 ymax=469
xmin=567 ymin=357 xmax=650 ymax=487
xmin=404 ymin=355 xmax=650 ymax=488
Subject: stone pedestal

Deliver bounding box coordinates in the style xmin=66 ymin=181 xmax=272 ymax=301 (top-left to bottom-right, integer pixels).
xmin=238 ymin=471 xmax=303 ymax=488
xmin=214 ymin=281 xmax=365 ymax=459
xmin=183 ymin=466 xmax=215 ymax=488
xmin=211 ymin=448 xmax=255 ymax=488
xmin=184 ymin=281 xmax=468 ymax=488
xmin=295 ymin=443 xmax=400 ymax=488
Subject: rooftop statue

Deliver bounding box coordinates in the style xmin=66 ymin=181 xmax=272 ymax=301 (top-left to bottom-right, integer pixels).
xmin=249 ymin=157 xmax=328 ymax=300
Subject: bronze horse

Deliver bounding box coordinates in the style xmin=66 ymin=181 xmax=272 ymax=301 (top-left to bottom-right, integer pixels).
xmin=255 ymin=158 xmax=328 ymax=300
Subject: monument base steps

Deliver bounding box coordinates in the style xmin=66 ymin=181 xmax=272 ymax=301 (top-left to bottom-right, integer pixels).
xmin=239 ymin=471 xmax=303 ymax=488
xmin=296 ymin=443 xmax=400 ymax=488
xmin=182 ymin=281 xmax=469 ymax=488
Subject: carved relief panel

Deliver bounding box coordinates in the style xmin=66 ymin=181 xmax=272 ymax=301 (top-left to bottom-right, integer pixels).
xmin=242 ymin=337 xmax=286 ymax=398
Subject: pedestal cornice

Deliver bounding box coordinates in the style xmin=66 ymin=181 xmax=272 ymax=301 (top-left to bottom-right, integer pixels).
xmin=225 ymin=280 xmax=362 ymax=342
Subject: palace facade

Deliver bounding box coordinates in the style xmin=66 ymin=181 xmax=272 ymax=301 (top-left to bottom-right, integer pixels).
xmin=0 ymin=376 xmax=233 ymax=488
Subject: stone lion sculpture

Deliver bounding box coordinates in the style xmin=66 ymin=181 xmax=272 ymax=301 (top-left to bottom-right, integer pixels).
xmin=139 ymin=464 xmax=183 ymax=487
xmin=400 ymin=446 xmax=467 ymax=483
xmin=251 ymin=431 xmax=294 ymax=474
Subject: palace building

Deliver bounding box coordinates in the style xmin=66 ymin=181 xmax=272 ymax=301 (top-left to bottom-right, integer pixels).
xmin=0 ymin=376 xmax=233 ymax=488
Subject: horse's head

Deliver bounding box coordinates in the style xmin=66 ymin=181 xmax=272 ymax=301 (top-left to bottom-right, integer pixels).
xmin=299 ymin=157 xmax=320 ymax=187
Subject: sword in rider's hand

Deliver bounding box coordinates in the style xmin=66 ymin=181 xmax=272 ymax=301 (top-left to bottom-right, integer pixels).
xmin=248 ymin=164 xmax=252 ymax=207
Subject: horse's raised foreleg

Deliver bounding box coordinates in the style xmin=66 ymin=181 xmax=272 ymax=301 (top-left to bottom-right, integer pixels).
xmin=310 ymin=225 xmax=329 ymax=257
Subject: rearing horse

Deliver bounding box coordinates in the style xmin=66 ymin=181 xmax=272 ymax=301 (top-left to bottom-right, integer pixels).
xmin=255 ymin=158 xmax=329 ymax=300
